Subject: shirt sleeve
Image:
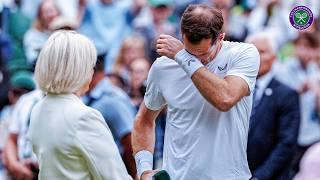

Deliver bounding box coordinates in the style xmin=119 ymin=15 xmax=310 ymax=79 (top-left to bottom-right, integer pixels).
xmin=74 ymin=108 xmax=131 ymax=180
xmin=143 ymin=59 xmax=167 ymax=111
xmin=226 ymin=44 xmax=260 ymax=95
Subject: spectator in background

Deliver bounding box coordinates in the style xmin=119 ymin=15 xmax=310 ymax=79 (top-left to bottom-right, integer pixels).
xmin=78 ymin=0 xmax=145 ymax=72
xmin=3 ymin=89 xmax=43 ymax=180
xmin=246 ymin=33 xmax=300 ymax=180
xmin=210 ymin=0 xmax=248 ymax=42
xmin=134 ymin=0 xmax=177 ymax=62
xmin=127 ymin=58 xmax=165 ymax=171
xmin=112 ymin=35 xmax=146 ymax=89
xmin=129 ymin=58 xmax=150 ymax=108
xmin=276 ymin=32 xmax=320 ymax=173
xmin=83 ymin=56 xmax=137 ymax=177
xmin=18 ymin=0 xmax=79 ymax=23
xmin=24 ymin=0 xmax=60 ymax=66
xmin=0 ymin=71 xmax=35 ymax=179
xmin=0 ymin=71 xmax=35 ymax=148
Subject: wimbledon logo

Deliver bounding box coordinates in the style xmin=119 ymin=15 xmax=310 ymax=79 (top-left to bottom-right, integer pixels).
xmin=289 ymin=6 xmax=313 ymax=30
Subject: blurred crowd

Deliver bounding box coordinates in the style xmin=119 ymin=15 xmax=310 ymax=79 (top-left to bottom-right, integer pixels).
xmin=0 ymin=0 xmax=319 ymax=179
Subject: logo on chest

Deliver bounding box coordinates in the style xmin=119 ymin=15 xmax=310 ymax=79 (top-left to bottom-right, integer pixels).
xmin=217 ymin=64 xmax=228 ymax=71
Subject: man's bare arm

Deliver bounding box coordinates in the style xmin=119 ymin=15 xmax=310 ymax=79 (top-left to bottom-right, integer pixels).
xmin=191 ymin=68 xmax=249 ymax=111
xmin=132 ymin=102 xmax=162 ymax=154
xmin=132 ymin=102 xmax=163 ymax=179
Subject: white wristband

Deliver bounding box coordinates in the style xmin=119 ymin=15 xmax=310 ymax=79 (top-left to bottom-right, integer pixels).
xmin=134 ymin=150 xmax=153 ymax=179
xmin=175 ymin=49 xmax=204 ymax=77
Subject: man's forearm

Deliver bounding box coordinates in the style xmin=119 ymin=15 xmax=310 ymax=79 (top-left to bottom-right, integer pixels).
xmin=132 ymin=115 xmax=155 ymax=154
xmin=175 ymin=49 xmax=247 ymax=112
xmin=174 ymin=50 xmax=232 ymax=111
xmin=132 ymin=110 xmax=157 ymax=178
xmin=132 ymin=103 xmax=161 ymax=178
xmin=191 ymin=68 xmax=235 ymax=111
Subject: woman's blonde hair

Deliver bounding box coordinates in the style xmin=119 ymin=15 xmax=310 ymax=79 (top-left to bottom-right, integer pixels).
xmin=35 ymin=30 xmax=97 ymax=94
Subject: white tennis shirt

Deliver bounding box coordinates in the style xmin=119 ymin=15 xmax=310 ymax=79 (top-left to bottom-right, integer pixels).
xmin=144 ymin=41 xmax=260 ymax=180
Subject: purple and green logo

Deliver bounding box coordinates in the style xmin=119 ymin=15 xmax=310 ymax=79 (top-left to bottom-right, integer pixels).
xmin=289 ymin=6 xmax=313 ymax=30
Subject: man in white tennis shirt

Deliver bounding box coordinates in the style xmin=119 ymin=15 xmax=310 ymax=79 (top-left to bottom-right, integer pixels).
xmin=132 ymin=4 xmax=260 ymax=180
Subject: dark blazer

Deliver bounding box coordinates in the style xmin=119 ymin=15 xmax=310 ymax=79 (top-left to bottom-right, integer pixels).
xmin=247 ymin=78 xmax=300 ymax=180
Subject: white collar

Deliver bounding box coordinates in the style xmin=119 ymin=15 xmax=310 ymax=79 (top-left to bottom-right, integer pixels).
xmin=256 ymin=71 xmax=274 ymax=93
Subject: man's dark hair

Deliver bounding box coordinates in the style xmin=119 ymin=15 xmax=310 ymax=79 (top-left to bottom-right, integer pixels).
xmin=181 ymin=4 xmax=224 ymax=45
xmin=94 ymin=54 xmax=105 ymax=72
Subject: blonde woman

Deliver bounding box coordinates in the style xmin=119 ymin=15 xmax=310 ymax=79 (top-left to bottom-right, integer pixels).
xmin=28 ymin=31 xmax=131 ymax=180
xmin=112 ymin=36 xmax=146 ymax=88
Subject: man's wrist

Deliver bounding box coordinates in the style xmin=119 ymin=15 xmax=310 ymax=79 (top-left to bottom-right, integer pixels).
xmin=134 ymin=150 xmax=153 ymax=179
xmin=175 ymin=49 xmax=204 ymax=77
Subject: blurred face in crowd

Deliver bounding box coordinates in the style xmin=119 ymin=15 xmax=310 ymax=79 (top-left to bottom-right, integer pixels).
xmin=295 ymin=38 xmax=317 ymax=68
xmin=114 ymin=36 xmax=146 ymax=77
xmin=151 ymin=5 xmax=172 ymax=24
xmin=121 ymin=38 xmax=145 ymax=66
xmin=249 ymin=37 xmax=276 ymax=78
xmin=130 ymin=58 xmax=150 ymax=90
xmin=123 ymin=46 xmax=144 ymax=66
xmin=40 ymin=0 xmax=59 ymax=29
